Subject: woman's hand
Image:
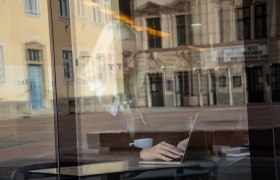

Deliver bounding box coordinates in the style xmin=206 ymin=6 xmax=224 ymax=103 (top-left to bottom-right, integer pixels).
xmin=140 ymin=141 xmax=184 ymax=161
xmin=177 ymin=138 xmax=189 ymax=152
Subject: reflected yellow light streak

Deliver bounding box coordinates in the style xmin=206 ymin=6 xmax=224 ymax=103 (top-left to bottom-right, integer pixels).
xmin=83 ymin=0 xmax=170 ymax=38
xmin=186 ymin=45 xmax=206 ymax=52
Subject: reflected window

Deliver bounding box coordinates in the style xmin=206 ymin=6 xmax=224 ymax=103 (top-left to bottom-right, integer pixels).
xmin=62 ymin=50 xmax=74 ymax=82
xmin=92 ymin=0 xmax=112 ymax=24
xmin=176 ymin=15 xmax=193 ymax=46
xmin=236 ymin=7 xmax=251 ymax=40
xmin=27 ymin=49 xmax=42 ymax=62
xmin=24 ymin=0 xmax=40 ymax=15
xmin=0 ymin=45 xmax=4 ymax=84
xmin=104 ymin=0 xmax=112 ymax=23
xmin=219 ymin=76 xmax=227 ymax=87
xmin=233 ymin=76 xmax=242 ymax=87
xmin=59 ymin=0 xmax=70 ymax=19
xmin=255 ymin=4 xmax=267 ymax=38
xmin=78 ymin=51 xmax=89 ymax=67
xmin=147 ymin=17 xmax=161 ymax=49
xmin=92 ymin=0 xmax=101 ymax=23
xmin=176 ymin=15 xmax=186 ymax=46
xmin=77 ymin=0 xmax=85 ymax=17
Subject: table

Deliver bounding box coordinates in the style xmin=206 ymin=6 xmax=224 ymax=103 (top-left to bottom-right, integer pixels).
xmin=28 ymin=160 xmax=217 ymax=179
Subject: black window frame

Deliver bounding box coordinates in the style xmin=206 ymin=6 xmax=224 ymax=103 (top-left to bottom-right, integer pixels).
xmin=176 ymin=15 xmax=187 ymax=46
xmin=59 ymin=0 xmax=70 ymax=19
xmin=254 ymin=4 xmax=267 ymax=39
xmin=236 ymin=6 xmax=251 ymax=40
xmin=146 ymin=17 xmax=162 ymax=49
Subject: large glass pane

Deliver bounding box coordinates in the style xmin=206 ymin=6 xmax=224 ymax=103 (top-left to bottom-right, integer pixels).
xmin=0 ymin=0 xmax=56 ymax=179
xmin=4 ymin=0 xmax=277 ymax=179
xmin=71 ymin=0 xmax=265 ymax=179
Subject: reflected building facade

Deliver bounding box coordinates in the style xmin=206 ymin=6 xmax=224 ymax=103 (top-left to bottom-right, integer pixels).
xmin=128 ymin=0 xmax=272 ymax=108
xmin=1 ymin=0 xmax=280 ymax=179
xmin=1 ymin=0 xmax=277 ymax=115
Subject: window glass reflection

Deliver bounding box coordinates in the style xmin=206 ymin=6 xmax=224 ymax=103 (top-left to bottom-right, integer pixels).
xmin=0 ymin=0 xmax=55 ymax=178
xmin=1 ymin=0 xmax=279 ymax=179
xmin=70 ymin=0 xmax=267 ymax=179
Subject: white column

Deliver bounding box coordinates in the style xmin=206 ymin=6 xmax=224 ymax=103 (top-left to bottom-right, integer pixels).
xmin=208 ymin=71 xmax=213 ymax=105
xmin=198 ymin=70 xmax=203 ymax=106
xmin=141 ymin=17 xmax=148 ymax=50
xmin=161 ymin=13 xmax=169 ymax=48
xmin=175 ymin=73 xmax=181 ymax=107
xmin=243 ymin=68 xmax=248 ymax=104
xmin=228 ymin=68 xmax=233 ymax=105
xmin=169 ymin=13 xmax=175 ymax=48
xmin=146 ymin=74 xmax=152 ymax=107
xmin=172 ymin=72 xmax=177 ymax=107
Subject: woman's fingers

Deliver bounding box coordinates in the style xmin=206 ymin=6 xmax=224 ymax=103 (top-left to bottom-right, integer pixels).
xmin=139 ymin=141 xmax=186 ymax=161
xmin=155 ymin=146 xmax=182 ymax=159
xmin=159 ymin=142 xmax=184 ymax=156
xmin=150 ymin=141 xmax=184 ymax=161
xmin=154 ymin=153 xmax=173 ymax=161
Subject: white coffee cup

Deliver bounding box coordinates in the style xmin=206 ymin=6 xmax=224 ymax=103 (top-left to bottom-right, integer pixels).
xmin=129 ymin=138 xmax=153 ymax=149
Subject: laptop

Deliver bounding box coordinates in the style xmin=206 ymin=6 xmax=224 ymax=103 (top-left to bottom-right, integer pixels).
xmin=139 ymin=113 xmax=199 ymax=165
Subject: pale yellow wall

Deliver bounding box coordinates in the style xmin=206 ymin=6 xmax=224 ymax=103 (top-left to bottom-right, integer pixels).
xmin=0 ymin=0 xmax=126 ymax=104
xmin=0 ymin=0 xmax=53 ymax=106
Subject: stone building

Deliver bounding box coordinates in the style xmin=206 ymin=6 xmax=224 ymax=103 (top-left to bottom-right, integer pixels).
xmin=127 ymin=0 xmax=274 ymax=108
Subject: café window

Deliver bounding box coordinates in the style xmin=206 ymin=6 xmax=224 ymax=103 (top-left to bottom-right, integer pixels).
xmin=147 ymin=17 xmax=162 ymax=49
xmin=62 ymin=50 xmax=74 ymax=82
xmin=24 ymin=0 xmax=40 ymax=15
xmin=236 ymin=7 xmax=251 ymax=40
xmin=0 ymin=45 xmax=4 ymax=84
xmin=255 ymin=4 xmax=267 ymax=38
xmin=27 ymin=49 xmax=42 ymax=62
xmin=59 ymin=0 xmax=70 ymax=19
